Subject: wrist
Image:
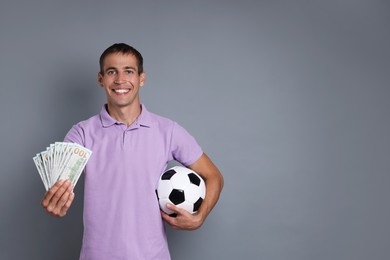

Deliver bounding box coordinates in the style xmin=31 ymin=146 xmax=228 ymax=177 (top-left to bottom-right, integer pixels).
xmin=195 ymin=205 xmax=208 ymax=223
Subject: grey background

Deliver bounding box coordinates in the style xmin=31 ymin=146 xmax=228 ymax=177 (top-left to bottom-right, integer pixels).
xmin=0 ymin=0 xmax=389 ymax=259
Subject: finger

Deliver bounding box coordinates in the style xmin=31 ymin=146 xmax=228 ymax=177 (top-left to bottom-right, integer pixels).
xmin=45 ymin=180 xmax=72 ymax=212
xmin=166 ymin=203 xmax=189 ymax=216
xmin=50 ymin=188 xmax=73 ymax=217
xmin=161 ymin=210 xmax=174 ymax=221
xmin=161 ymin=210 xmax=179 ymax=229
xmin=55 ymin=184 xmax=73 ymax=209
xmin=59 ymin=191 xmax=75 ymax=217
xmin=41 ymin=179 xmax=66 ymax=207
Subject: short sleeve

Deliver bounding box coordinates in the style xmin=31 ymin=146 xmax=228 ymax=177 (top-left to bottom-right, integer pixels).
xmin=64 ymin=124 xmax=84 ymax=145
xmin=170 ymin=122 xmax=203 ymax=166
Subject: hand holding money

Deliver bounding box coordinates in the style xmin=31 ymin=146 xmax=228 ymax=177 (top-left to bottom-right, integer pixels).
xmin=34 ymin=142 xmax=92 ymax=217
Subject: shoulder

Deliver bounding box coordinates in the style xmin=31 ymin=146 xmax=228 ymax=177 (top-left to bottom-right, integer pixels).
xmin=71 ymin=113 xmax=101 ymax=132
xmin=142 ymin=107 xmax=197 ymax=144
xmin=142 ymin=105 xmax=176 ymax=130
xmin=149 ymin=111 xmax=174 ymax=126
xmin=76 ymin=113 xmax=101 ymax=128
xmin=64 ymin=113 xmax=100 ymax=144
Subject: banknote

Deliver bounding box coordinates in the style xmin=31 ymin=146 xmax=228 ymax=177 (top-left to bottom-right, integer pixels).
xmin=33 ymin=142 xmax=92 ymax=190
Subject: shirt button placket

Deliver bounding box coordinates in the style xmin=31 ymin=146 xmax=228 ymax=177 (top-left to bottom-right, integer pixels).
xmin=123 ymin=130 xmax=127 ymax=144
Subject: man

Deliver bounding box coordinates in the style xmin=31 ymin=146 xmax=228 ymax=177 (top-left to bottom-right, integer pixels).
xmin=41 ymin=43 xmax=224 ymax=259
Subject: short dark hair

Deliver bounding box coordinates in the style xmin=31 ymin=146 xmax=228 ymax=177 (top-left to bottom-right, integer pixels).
xmin=99 ymin=43 xmax=144 ymax=75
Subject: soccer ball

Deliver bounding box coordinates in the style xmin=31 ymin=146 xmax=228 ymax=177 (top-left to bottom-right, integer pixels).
xmin=156 ymin=166 xmax=206 ymax=216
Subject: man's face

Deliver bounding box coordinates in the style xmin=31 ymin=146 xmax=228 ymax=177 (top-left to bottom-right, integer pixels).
xmin=98 ymin=53 xmax=145 ymax=109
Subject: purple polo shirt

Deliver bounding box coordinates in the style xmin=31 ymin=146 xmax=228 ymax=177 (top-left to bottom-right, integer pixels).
xmin=64 ymin=104 xmax=203 ymax=260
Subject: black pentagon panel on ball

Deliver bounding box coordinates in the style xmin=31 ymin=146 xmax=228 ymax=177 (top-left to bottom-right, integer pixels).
xmin=188 ymin=173 xmax=201 ymax=186
xmin=161 ymin=169 xmax=177 ymax=180
xmin=169 ymin=189 xmax=185 ymax=205
xmin=193 ymin=198 xmax=203 ymax=212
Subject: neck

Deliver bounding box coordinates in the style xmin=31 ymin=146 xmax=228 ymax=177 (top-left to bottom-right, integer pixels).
xmin=106 ymin=103 xmax=142 ymax=127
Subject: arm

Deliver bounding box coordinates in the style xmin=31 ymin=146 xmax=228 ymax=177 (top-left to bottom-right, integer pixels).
xmin=161 ymin=153 xmax=224 ymax=230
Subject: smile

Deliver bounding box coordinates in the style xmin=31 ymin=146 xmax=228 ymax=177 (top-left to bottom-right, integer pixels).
xmin=113 ymin=89 xmax=130 ymax=94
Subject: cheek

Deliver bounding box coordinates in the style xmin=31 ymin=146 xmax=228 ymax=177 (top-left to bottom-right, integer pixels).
xmin=129 ymin=77 xmax=142 ymax=87
xmin=103 ymin=78 xmax=116 ymax=87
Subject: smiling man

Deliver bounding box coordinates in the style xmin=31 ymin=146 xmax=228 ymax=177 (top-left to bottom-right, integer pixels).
xmin=41 ymin=43 xmax=224 ymax=260
xmin=98 ymin=49 xmax=145 ymax=123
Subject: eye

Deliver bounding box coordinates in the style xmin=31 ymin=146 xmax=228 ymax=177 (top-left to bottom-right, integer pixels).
xmin=106 ymin=70 xmax=116 ymax=75
xmin=125 ymin=70 xmax=134 ymax=75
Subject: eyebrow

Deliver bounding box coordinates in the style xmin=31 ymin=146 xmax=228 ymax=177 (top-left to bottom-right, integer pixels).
xmin=105 ymin=66 xmax=137 ymax=73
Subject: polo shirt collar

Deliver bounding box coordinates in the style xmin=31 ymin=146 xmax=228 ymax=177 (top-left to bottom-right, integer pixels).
xmin=100 ymin=104 xmax=153 ymax=128
xmin=137 ymin=104 xmax=153 ymax=127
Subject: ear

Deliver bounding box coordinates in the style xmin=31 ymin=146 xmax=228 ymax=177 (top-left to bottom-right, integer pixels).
xmin=98 ymin=72 xmax=104 ymax=87
xmin=140 ymin=72 xmax=146 ymax=87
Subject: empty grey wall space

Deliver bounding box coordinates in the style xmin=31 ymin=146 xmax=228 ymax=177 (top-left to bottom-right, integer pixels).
xmin=0 ymin=1 xmax=389 ymax=259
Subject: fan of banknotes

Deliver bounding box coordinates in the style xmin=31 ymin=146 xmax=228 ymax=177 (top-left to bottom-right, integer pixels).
xmin=33 ymin=142 xmax=92 ymax=191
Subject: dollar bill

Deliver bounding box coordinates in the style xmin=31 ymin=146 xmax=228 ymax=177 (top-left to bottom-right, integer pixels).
xmin=33 ymin=142 xmax=92 ymax=190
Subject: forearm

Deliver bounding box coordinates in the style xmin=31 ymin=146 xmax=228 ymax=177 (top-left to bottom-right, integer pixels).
xmin=189 ymin=153 xmax=224 ymax=221
xmin=197 ymin=172 xmax=224 ymax=221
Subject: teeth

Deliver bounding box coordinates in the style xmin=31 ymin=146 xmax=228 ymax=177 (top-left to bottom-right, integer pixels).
xmin=114 ymin=89 xmax=130 ymax=94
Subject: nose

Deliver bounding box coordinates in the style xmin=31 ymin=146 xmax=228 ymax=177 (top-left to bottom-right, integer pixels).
xmin=114 ymin=72 xmax=128 ymax=84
